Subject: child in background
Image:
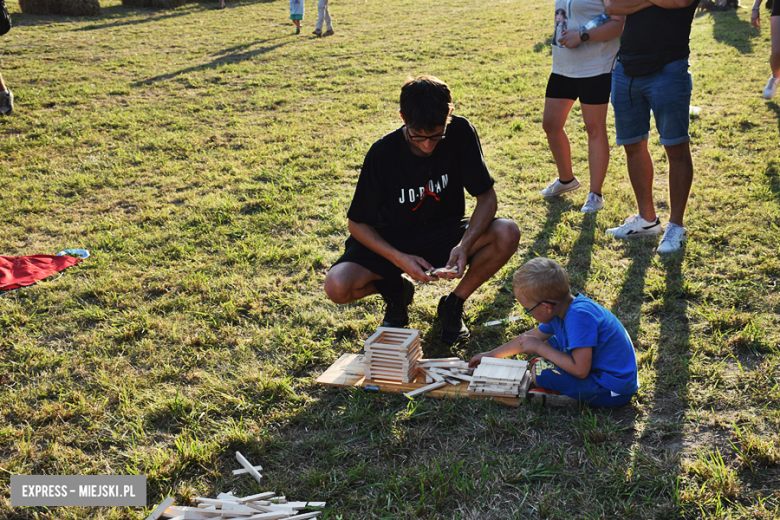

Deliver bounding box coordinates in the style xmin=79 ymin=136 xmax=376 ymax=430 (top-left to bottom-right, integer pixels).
xmin=469 ymin=258 xmax=638 ymax=407
xmin=290 ymin=0 xmax=304 ymax=34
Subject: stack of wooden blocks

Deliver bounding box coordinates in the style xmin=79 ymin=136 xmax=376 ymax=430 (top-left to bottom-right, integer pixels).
xmin=363 ymin=327 xmax=422 ymax=383
xmin=467 ymin=357 xmax=531 ymax=398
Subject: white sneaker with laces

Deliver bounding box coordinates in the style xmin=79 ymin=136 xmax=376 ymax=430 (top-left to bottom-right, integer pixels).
xmin=541 ymin=177 xmax=580 ymax=197
xmin=764 ymin=75 xmax=779 ymax=99
xmin=657 ymin=223 xmax=687 ymax=254
xmin=580 ymin=192 xmax=604 ymax=213
xmin=606 ymin=214 xmax=661 ymax=239
xmin=0 ymin=90 xmax=13 ymax=116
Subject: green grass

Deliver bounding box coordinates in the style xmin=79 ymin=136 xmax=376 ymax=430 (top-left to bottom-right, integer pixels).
xmin=1 ymin=1 xmax=779 ymax=518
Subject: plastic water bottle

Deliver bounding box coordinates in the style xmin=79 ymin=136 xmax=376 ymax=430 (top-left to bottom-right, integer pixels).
xmin=582 ymin=14 xmax=610 ymax=31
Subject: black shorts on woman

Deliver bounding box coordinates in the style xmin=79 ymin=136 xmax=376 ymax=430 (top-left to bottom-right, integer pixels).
xmin=545 ymin=72 xmax=613 ymax=105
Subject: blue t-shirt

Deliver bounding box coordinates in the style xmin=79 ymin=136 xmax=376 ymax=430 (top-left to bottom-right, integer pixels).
xmin=538 ymin=294 xmax=638 ymax=395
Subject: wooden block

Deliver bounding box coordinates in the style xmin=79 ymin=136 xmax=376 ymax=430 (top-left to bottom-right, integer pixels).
xmin=404 ymin=381 xmax=447 ymax=398
xmin=480 ymin=357 xmax=528 ymax=368
xmin=162 ymin=506 xmax=221 ymax=519
xmin=238 ymin=492 xmax=276 ymax=502
xmin=232 ymin=464 xmax=264 ymax=475
xmin=418 ymin=357 xmax=460 ymax=364
xmin=146 ymin=497 xmax=175 ymax=520
xmin=283 ymin=502 xmax=326 ymax=509
xmin=236 ymin=451 xmax=263 ymax=484
xmin=447 ymin=372 xmax=473 ymax=382
xmin=422 ymin=369 xmax=444 ymax=383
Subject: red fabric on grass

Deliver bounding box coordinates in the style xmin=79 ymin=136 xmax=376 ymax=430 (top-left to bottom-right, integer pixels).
xmin=0 ymin=255 xmax=83 ymax=291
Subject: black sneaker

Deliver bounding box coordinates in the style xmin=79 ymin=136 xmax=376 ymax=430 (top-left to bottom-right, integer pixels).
xmin=381 ymin=276 xmax=414 ymax=328
xmin=437 ymin=293 xmax=470 ymax=344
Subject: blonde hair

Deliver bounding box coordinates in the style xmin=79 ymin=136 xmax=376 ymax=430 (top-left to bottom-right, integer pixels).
xmin=512 ymin=257 xmax=570 ymax=302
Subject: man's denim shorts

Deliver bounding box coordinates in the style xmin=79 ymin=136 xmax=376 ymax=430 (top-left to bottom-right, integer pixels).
xmin=611 ymin=58 xmax=693 ymax=147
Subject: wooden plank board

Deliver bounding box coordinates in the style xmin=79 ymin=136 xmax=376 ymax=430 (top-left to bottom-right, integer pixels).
xmin=317 ymin=354 xmax=520 ymax=407
xmin=480 ymin=357 xmax=528 ymax=368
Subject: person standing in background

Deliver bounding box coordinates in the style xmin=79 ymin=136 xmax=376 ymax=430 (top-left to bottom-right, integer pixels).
xmin=604 ymin=0 xmax=699 ymax=255
xmin=290 ymin=0 xmax=304 ymax=35
xmin=540 ymin=2 xmax=625 ymax=214
xmin=312 ymin=0 xmax=334 ymax=37
xmin=751 ymin=0 xmax=780 ymax=99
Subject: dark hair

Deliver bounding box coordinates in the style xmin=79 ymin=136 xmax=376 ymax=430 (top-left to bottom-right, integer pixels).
xmin=399 ymin=75 xmax=453 ymax=133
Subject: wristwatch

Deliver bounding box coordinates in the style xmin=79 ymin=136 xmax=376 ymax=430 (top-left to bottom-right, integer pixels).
xmin=580 ymin=30 xmax=590 ymax=42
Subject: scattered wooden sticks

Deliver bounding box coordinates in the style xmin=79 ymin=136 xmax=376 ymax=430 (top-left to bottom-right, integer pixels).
xmin=403 ymin=359 xmax=474 ymax=398
xmin=155 ymin=454 xmax=327 ymax=519
xmin=364 ymin=327 xmax=422 ymax=383
xmin=468 ymin=357 xmax=530 ymax=397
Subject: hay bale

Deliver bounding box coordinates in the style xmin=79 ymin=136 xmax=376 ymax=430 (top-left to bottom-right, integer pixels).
xmin=121 ymin=0 xmax=187 ymax=7
xmin=18 ymin=0 xmax=51 ymax=14
xmin=59 ymin=0 xmax=101 ymax=16
xmin=20 ymin=0 xmax=101 ymax=15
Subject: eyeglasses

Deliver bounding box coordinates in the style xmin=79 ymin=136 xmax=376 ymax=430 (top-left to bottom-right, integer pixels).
xmin=523 ymin=300 xmax=557 ymax=316
xmin=406 ymin=126 xmax=448 ymax=142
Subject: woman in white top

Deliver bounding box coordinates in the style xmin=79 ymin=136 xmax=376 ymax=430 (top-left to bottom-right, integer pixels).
xmin=540 ymin=0 xmax=624 ymax=214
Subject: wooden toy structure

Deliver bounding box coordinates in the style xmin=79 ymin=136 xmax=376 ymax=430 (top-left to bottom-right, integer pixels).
xmin=363 ymin=327 xmax=422 ymax=383
xmin=468 ymin=357 xmax=531 ymax=397
xmin=317 ymin=327 xmax=529 ymax=407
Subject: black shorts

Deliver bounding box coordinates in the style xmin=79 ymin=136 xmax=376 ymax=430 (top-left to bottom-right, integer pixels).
xmin=545 ymin=72 xmax=612 ymax=105
xmin=332 ymin=217 xmax=469 ymax=280
xmin=773 ymin=0 xmax=779 ymax=17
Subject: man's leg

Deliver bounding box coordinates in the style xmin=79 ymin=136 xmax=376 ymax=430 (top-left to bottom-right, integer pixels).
xmin=438 ymin=218 xmax=519 ymax=344
xmin=665 ymin=142 xmax=694 ymax=227
xmin=324 ymin=262 xmax=380 ymax=304
xmin=452 ymin=218 xmax=520 ymax=300
xmin=624 ymin=139 xmax=657 ymax=223
xmin=325 ymin=260 xmax=414 ymax=327
xmin=771 ymin=16 xmax=780 ymax=79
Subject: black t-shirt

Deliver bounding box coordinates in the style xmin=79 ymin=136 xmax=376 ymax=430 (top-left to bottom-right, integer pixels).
xmin=619 ymin=1 xmax=700 ymax=62
xmin=347 ymin=115 xmax=494 ymax=241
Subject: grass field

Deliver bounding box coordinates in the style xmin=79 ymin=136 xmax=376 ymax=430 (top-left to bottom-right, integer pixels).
xmin=1 ymin=0 xmax=779 ymax=518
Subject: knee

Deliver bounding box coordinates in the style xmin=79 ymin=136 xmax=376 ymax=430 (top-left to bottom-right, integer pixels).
xmin=542 ymin=117 xmax=561 ymax=136
xmin=494 ymin=219 xmax=520 ymax=251
xmin=324 ymin=273 xmax=351 ymax=304
xmin=584 ymin=122 xmax=607 ymax=141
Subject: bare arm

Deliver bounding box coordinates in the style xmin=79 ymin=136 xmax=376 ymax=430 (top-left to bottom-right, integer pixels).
xmin=605 ymin=0 xmax=693 ymax=15
xmin=438 ymin=187 xmax=498 ymax=279
xmin=469 ymin=327 xmax=553 ymax=368
xmin=348 ymin=219 xmax=437 ymax=282
xmin=518 ymin=335 xmax=593 ymax=379
xmin=557 ymin=16 xmax=625 ymax=48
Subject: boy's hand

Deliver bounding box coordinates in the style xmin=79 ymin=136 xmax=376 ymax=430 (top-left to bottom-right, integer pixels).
xmin=468 ymin=353 xmax=487 ymax=368
xmin=518 ymin=334 xmax=544 ymax=355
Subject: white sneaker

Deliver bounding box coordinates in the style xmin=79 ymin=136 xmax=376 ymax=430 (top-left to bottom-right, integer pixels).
xmin=580 ymin=192 xmax=604 ymax=213
xmin=0 ymin=90 xmax=12 ymax=115
xmin=763 ymin=75 xmax=779 ymax=99
xmin=541 ymin=177 xmax=580 ymax=197
xmin=657 ymin=223 xmax=687 ymax=254
xmin=606 ymin=214 xmax=662 ymax=239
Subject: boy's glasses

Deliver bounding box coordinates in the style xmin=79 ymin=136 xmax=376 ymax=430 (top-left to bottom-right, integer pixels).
xmin=406 ymin=126 xmax=448 ymax=142
xmin=524 ymin=300 xmax=557 ymax=316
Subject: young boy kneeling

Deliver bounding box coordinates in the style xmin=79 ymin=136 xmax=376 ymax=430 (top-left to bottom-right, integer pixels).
xmin=469 ymin=258 xmax=638 ymax=407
